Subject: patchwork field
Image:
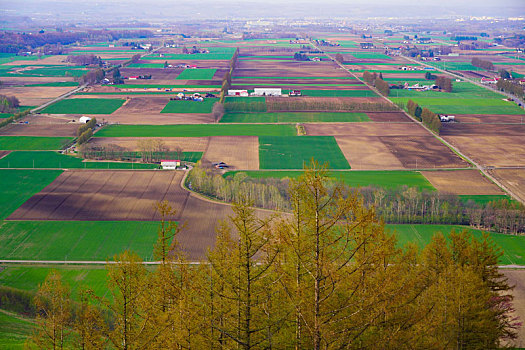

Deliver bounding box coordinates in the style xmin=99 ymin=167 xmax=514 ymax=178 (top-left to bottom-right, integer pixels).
xmin=220 ymin=111 xmax=370 ymax=123
xmin=202 ymin=136 xmax=259 ymax=170
xmin=8 ymin=170 xmax=189 ymax=221
xmin=304 ymin=123 xmax=428 ymax=137
xmin=335 ymin=136 xmax=405 ymax=170
xmin=420 ymin=170 xmax=504 ymax=195
xmin=89 ymin=137 xmax=210 ymax=152
xmin=176 ymin=68 xmax=217 ymax=80
xmin=0 ymin=122 xmax=78 ymax=137
xmin=41 ymin=98 xmax=126 ymax=115
xmin=259 ymin=136 xmax=350 ymax=170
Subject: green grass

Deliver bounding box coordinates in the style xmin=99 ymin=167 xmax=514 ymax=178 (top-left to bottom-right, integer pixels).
xmin=386 ymin=224 xmax=525 ymax=265
xmin=458 ymin=195 xmax=516 ymax=205
xmin=0 ymin=310 xmax=34 ymax=350
xmin=391 ymin=96 xmax=525 ymax=115
xmin=259 ymin=136 xmax=350 ymax=170
xmin=112 ymin=84 xmax=221 ymax=89
xmin=392 ymin=82 xmax=503 ymax=99
xmin=0 ymin=113 xmax=13 ymax=118
xmin=0 ymin=220 xmax=161 ymax=261
xmin=295 ymin=90 xmax=377 ymax=97
xmin=13 ymin=67 xmax=87 ymax=77
xmin=176 ymin=68 xmax=217 ymax=80
xmin=0 ymin=137 xmax=73 ymax=151
xmin=23 ymin=81 xmax=79 ymax=87
xmin=95 ymin=124 xmax=297 ymax=137
xmin=426 ymin=61 xmax=485 ymax=71
xmin=220 ymin=112 xmax=370 ymax=123
xmin=350 ymin=52 xmax=392 ymax=60
xmin=224 ymin=170 xmax=436 ymax=191
xmin=0 ymin=151 xmax=159 ymax=169
xmin=0 ymin=170 xmax=62 ymax=219
xmin=127 ymin=63 xmax=166 ymax=68
xmin=40 ymin=98 xmax=125 ymax=115
xmin=0 ymin=266 xmax=109 ymax=300
xmin=146 ymin=53 xmax=234 ymax=60
xmin=161 ymin=99 xmax=216 ymax=113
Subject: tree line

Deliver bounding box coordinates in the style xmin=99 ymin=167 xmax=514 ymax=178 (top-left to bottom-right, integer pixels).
xmin=496 ymin=79 xmax=525 ymax=99
xmin=0 ymin=94 xmax=20 ymax=113
xmin=435 ymin=76 xmax=453 ymax=92
xmin=219 ymin=48 xmax=239 ymax=103
xmin=76 ymin=118 xmax=97 ymax=146
xmin=0 ymin=110 xmax=30 ymax=129
xmin=472 ymin=58 xmax=494 ymax=71
xmin=25 ymin=165 xmax=519 ymax=349
xmin=406 ymin=99 xmax=442 ymax=134
xmin=66 ymin=55 xmax=102 ymax=67
xmin=362 ymin=71 xmax=390 ymax=96
xmin=266 ymin=97 xmax=397 ymax=112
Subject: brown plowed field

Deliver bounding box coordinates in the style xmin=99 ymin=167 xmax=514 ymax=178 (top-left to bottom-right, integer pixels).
xmin=112 ymin=97 xmax=169 ymax=114
xmin=8 ymin=170 xmax=190 ymax=221
xmin=202 ymin=136 xmax=259 ymax=170
xmin=379 ymin=136 xmax=469 ymax=169
xmin=98 ymin=113 xmax=215 ymax=125
xmin=0 ymin=86 xmax=75 ymax=106
xmin=2 ymin=56 xmax=68 ymax=65
xmin=232 ymin=78 xmax=361 ymax=85
xmin=88 ymin=137 xmax=210 ymax=152
xmin=0 ymin=123 xmax=78 ymax=137
xmin=120 ymin=68 xmax=183 ymax=79
xmin=444 ymin=136 xmax=525 ymax=167
xmin=420 ymin=170 xmax=504 ymax=195
xmin=335 ymin=136 xmax=404 ymax=170
xmin=451 ymin=114 xmax=525 ymax=124
xmin=266 ymin=97 xmax=385 ymax=112
xmin=440 ymin=124 xmax=525 ymax=136
xmin=304 ymin=123 xmax=426 ymax=137
xmin=0 ymin=76 xmax=75 ymax=85
xmin=488 ymin=169 xmax=525 ymax=203
xmin=366 ymin=112 xmax=411 ymax=122
xmin=503 ymin=270 xmax=525 ymax=346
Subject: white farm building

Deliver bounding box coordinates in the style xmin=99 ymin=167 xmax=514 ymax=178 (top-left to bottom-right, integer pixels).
xmin=79 ymin=116 xmax=92 ymax=124
xmin=228 ymin=89 xmax=249 ymax=97
xmin=252 ymin=88 xmax=282 ymax=96
xmin=161 ymin=160 xmax=181 ymax=170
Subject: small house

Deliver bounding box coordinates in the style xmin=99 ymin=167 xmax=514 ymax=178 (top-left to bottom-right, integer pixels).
xmin=79 ymin=116 xmax=92 ymax=124
xmin=161 ymin=160 xmax=181 ymax=170
xmin=228 ymin=89 xmax=249 ymax=97
xmin=128 ymin=76 xmax=139 ymax=80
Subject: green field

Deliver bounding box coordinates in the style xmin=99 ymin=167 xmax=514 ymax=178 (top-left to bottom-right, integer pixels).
xmin=0 ymin=137 xmax=73 ymax=151
xmin=294 ymin=90 xmax=377 ymax=97
xmin=0 ymin=310 xmax=34 ymax=350
xmin=13 ymin=67 xmax=87 ymax=77
xmin=175 ymin=68 xmax=217 ymax=80
xmin=391 ymin=82 xmax=504 ymax=99
xmin=112 ymin=84 xmax=222 ymax=89
xmin=23 ymin=82 xmax=79 ymax=87
xmin=0 ymin=220 xmax=160 ymax=261
xmin=161 ymin=98 xmax=216 ymax=113
xmin=0 ymin=266 xmax=109 ymax=300
xmin=0 ymin=170 xmax=62 ymax=219
xmin=220 ymin=112 xmax=370 ymax=123
xmin=391 ymin=97 xmax=525 ymax=115
xmin=426 ymin=61 xmax=485 ymax=71
xmin=146 ymin=53 xmax=234 ymax=60
xmin=0 ymin=151 xmax=159 ymax=169
xmin=224 ymin=170 xmax=436 ymax=191
xmin=40 ymin=98 xmax=125 ymax=114
xmin=259 ymin=136 xmax=350 ymax=170
xmin=350 ymin=52 xmax=392 ymax=60
xmin=127 ymin=63 xmax=165 ymax=68
xmin=386 ymin=224 xmax=525 ymax=265
xmin=96 ymin=124 xmax=297 ymax=137
xmin=459 ymin=194 xmax=515 ymax=205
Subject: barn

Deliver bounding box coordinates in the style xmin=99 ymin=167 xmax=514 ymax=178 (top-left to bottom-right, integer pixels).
xmin=228 ymin=89 xmax=249 ymax=96
xmin=161 ymin=160 xmax=181 ymax=169
xmin=252 ymin=88 xmax=282 ymax=96
xmin=79 ymin=116 xmax=92 ymax=124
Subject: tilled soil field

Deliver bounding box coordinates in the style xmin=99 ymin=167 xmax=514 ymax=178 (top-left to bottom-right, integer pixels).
xmin=444 ymin=136 xmax=525 ymax=167
xmin=88 ymin=137 xmax=210 ymax=152
xmin=450 ymin=114 xmax=525 ymax=124
xmin=94 ymin=112 xmax=215 ymax=125
xmin=0 ymin=123 xmax=78 ymax=137
xmin=503 ymin=270 xmax=525 ymax=346
xmin=0 ymin=86 xmax=75 ymax=106
xmin=379 ymin=136 xmax=469 ymax=169
xmin=440 ymin=124 xmax=525 ymax=136
xmin=335 ymin=136 xmax=404 ymax=170
xmin=366 ymin=112 xmax=411 ymax=122
xmin=8 ymin=170 xmax=190 ymax=221
xmin=420 ymin=170 xmax=504 ymax=195
xmin=304 ymin=122 xmax=427 ymax=136
xmin=202 ymin=136 xmax=259 ymax=170
xmin=111 ymin=97 xmax=169 ymax=114
xmin=488 ymin=169 xmax=525 ymax=203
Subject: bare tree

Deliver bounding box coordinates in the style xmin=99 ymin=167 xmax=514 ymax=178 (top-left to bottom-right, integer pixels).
xmin=212 ymin=102 xmax=225 ymax=123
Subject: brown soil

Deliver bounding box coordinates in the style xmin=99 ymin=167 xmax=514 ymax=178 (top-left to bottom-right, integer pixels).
xmin=440 ymin=124 xmax=525 ymax=137
xmin=379 ymin=136 xmax=469 ymax=169
xmin=8 ymin=170 xmax=190 ymax=221
xmin=100 ymin=113 xmax=215 ymax=125
xmin=88 ymin=137 xmax=210 ymax=152
xmin=444 ymin=136 xmax=525 ymax=167
xmin=112 ymin=97 xmax=169 ymax=114
xmin=335 ymin=136 xmax=404 ymax=170
xmin=304 ymin=122 xmax=426 ymax=136
xmin=488 ymin=169 xmax=525 ymax=203
xmin=0 ymin=86 xmax=75 ymax=106
xmin=451 ymin=114 xmax=525 ymax=124
xmin=366 ymin=112 xmax=411 ymax=122
xmin=420 ymin=170 xmax=504 ymax=195
xmin=0 ymin=123 xmax=78 ymax=137
xmin=502 ymin=270 xmax=525 ymax=347
xmin=2 ymin=56 xmax=68 ymax=66
xmin=202 ymin=136 xmax=259 ymax=170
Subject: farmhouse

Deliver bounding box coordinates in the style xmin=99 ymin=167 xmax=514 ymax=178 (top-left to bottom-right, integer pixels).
xmin=289 ymin=90 xmax=302 ymax=96
xmin=360 ymin=43 xmax=374 ymax=49
xmin=252 ymin=88 xmax=282 ymax=96
xmin=481 ymin=77 xmax=498 ymax=84
xmin=79 ymin=116 xmax=92 ymax=124
xmin=161 ymin=159 xmax=181 ymax=169
xmin=228 ymin=89 xmax=249 ymax=96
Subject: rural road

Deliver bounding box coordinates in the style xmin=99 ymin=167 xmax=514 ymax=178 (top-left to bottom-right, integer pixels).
xmin=30 ymin=84 xmax=87 ymax=114
xmin=311 ymin=41 xmax=525 ymax=205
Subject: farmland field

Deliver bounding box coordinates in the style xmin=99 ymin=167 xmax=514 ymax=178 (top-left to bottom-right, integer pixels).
xmin=175 ymin=68 xmax=217 ymax=80
xmin=95 ymin=124 xmax=297 ymax=137
xmin=225 ymin=170 xmax=436 ymax=190
xmin=0 ymin=151 xmax=158 ymax=169
xmin=8 ymin=170 xmax=189 ymax=221
xmin=391 ymin=96 xmax=524 ymax=115
xmin=0 ymin=136 xmax=72 ymax=151
xmin=349 ymin=52 xmax=392 ymax=60
xmin=220 ymin=112 xmax=370 ymax=123
xmin=0 ymin=169 xmax=62 ymax=219
xmin=161 ymin=99 xmax=216 ymax=113
xmin=0 ymin=310 xmax=34 ymax=350
xmin=0 ymin=220 xmax=160 ymax=261
xmin=259 ymin=136 xmax=351 ymax=170
xmin=40 ymin=98 xmax=126 ymax=114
